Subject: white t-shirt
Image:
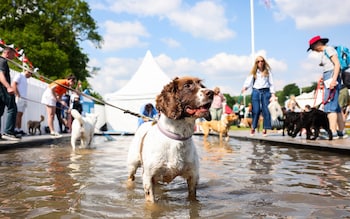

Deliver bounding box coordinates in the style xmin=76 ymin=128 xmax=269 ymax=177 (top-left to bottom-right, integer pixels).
xmin=322 ymin=46 xmax=337 ymax=72
xmin=13 ymin=73 xmax=28 ymax=98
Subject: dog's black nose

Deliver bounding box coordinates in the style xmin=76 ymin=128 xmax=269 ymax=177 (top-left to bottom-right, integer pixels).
xmin=206 ymin=89 xmax=214 ymax=99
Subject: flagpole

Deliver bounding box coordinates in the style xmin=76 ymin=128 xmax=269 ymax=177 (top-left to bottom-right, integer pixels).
xmin=245 ymin=0 xmax=255 ymax=106
xmin=250 ymin=0 xmax=255 ymax=63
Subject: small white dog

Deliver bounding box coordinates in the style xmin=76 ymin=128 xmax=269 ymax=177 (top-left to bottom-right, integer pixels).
xmin=127 ymin=76 xmax=214 ymax=203
xmin=70 ymin=109 xmax=98 ymax=150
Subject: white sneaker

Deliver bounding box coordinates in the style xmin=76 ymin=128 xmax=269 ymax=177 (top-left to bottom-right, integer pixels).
xmin=50 ymin=132 xmax=62 ymax=137
xmin=2 ymin=133 xmax=21 ymax=141
xmin=339 ymin=134 xmax=348 ymax=139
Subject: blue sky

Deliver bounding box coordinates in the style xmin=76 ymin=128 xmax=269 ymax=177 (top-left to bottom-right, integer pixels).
xmin=82 ymin=0 xmax=350 ymax=97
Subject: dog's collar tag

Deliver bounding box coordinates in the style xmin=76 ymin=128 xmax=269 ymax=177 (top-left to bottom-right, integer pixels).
xmin=157 ymin=123 xmax=192 ymax=141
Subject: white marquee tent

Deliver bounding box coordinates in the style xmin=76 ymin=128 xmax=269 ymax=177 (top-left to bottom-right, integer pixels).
xmin=104 ymin=50 xmax=171 ymax=133
xmin=284 ymin=89 xmax=324 ymax=110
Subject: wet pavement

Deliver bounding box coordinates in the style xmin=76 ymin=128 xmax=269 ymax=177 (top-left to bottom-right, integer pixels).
xmin=229 ymin=130 xmax=350 ymax=154
xmin=0 ymin=133 xmax=71 ymax=151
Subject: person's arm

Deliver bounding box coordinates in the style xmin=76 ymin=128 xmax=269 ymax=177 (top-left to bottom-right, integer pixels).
xmin=11 ymin=74 xmax=21 ymax=97
xmin=268 ymin=72 xmax=276 ymax=101
xmin=0 ymin=71 xmax=15 ymax=94
xmin=50 ymin=84 xmax=66 ymax=107
xmin=330 ymin=54 xmax=341 ymax=89
xmin=11 ymin=80 xmax=19 ymax=97
xmin=241 ymin=75 xmax=254 ymax=93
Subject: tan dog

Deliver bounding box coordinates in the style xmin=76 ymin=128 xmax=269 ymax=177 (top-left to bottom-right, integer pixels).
xmin=239 ymin=117 xmax=253 ymax=128
xmin=27 ymin=115 xmax=45 ymax=135
xmin=239 ymin=116 xmax=263 ymax=132
xmin=199 ymin=113 xmax=239 ymax=141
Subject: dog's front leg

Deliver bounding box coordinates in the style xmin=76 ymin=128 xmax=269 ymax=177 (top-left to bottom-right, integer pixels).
xmin=219 ymin=132 xmax=223 ymax=142
xmin=71 ymin=138 xmax=76 ymax=150
xmin=187 ymin=175 xmax=198 ymax=201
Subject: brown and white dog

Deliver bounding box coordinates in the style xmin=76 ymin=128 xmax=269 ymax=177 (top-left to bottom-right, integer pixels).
xmin=199 ymin=113 xmax=239 ymax=141
xmin=127 ymin=76 xmax=214 ymax=203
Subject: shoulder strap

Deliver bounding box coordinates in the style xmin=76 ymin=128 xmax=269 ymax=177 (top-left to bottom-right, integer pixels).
xmin=324 ymin=50 xmax=330 ymax=59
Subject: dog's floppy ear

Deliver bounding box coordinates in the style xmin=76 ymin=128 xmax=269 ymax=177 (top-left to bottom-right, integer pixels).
xmin=204 ymin=113 xmax=211 ymax=121
xmin=156 ymin=77 xmax=183 ymax=119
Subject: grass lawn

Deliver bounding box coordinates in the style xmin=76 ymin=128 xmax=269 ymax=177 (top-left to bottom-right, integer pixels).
xmin=230 ymin=125 xmax=250 ymax=131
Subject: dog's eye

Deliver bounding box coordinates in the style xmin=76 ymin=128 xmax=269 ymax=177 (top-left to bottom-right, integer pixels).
xmin=183 ymin=83 xmax=192 ymax=89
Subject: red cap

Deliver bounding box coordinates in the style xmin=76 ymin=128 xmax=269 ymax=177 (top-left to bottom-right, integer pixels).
xmin=307 ymin=35 xmax=329 ymax=51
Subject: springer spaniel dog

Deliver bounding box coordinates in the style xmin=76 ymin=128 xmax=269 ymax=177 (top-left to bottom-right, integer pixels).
xmin=127 ymin=76 xmax=214 ymax=203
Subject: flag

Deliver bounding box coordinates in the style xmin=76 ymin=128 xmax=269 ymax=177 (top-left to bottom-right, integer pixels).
xmin=263 ymin=0 xmax=271 ymax=9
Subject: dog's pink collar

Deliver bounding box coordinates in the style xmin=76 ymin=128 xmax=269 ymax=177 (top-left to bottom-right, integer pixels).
xmin=157 ymin=123 xmax=192 ymax=141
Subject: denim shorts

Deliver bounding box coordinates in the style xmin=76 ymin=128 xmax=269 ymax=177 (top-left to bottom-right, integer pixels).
xmin=323 ymin=70 xmax=341 ymax=113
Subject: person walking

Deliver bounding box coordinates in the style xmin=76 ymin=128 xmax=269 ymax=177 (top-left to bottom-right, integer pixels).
xmin=307 ymin=35 xmax=347 ymax=139
xmin=0 ymin=45 xmax=21 ymax=141
xmin=242 ymin=55 xmax=276 ymax=137
xmin=209 ymin=87 xmax=226 ymax=121
xmin=41 ymin=75 xmax=76 ymax=137
xmin=12 ymin=64 xmax=33 ymax=136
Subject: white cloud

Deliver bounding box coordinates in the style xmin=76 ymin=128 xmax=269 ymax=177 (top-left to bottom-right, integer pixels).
xmin=168 ymin=1 xmax=235 ymax=40
xmin=99 ymin=0 xmax=234 ymax=41
xmin=102 ymin=20 xmax=150 ymax=51
xmin=274 ymin=0 xmax=350 ymax=29
xmin=87 ymin=56 xmax=141 ymax=95
xmin=160 ymin=38 xmax=181 ymax=48
xmin=108 ymin=0 xmax=181 ymax=16
xmin=88 ymin=50 xmax=290 ymax=97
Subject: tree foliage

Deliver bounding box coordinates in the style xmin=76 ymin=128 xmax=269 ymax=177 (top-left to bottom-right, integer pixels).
xmin=0 ymin=0 xmax=102 ymax=88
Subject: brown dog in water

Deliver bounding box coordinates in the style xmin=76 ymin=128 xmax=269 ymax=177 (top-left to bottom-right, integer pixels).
xmin=27 ymin=115 xmax=45 ymax=135
xmin=199 ymin=113 xmax=239 ymax=141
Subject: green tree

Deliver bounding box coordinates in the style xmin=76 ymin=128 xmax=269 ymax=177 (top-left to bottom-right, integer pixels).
xmin=0 ymin=0 xmax=102 ymax=89
xmin=281 ymin=83 xmax=300 ymax=104
xmin=301 ymin=82 xmax=317 ymax=93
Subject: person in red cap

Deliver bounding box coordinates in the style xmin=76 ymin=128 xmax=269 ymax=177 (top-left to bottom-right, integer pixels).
xmin=307 ymin=35 xmax=347 ymax=139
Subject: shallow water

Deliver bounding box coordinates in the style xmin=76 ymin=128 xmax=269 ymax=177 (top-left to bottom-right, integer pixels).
xmin=0 ymin=135 xmax=350 ymax=218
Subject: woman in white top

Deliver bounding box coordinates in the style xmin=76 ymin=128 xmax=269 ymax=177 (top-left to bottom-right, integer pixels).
xmin=242 ymin=56 xmax=276 ymax=136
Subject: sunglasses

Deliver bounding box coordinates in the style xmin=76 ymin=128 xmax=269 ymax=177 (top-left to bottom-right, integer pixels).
xmin=256 ymin=60 xmax=265 ymax=63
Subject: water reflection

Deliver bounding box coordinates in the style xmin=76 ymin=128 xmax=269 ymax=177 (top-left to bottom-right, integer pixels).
xmin=0 ymin=135 xmax=349 ymax=218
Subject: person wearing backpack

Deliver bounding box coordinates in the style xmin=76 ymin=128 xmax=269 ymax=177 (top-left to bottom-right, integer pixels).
xmin=307 ymin=35 xmax=347 ymax=139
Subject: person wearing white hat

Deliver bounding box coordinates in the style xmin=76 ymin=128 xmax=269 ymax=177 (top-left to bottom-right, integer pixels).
xmin=0 ymin=45 xmax=21 ymax=141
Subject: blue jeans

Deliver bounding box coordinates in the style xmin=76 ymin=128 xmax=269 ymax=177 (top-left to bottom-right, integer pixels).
xmin=251 ymin=88 xmax=271 ymax=130
xmin=323 ymin=70 xmax=341 ymax=113
xmin=0 ymin=91 xmax=17 ymax=135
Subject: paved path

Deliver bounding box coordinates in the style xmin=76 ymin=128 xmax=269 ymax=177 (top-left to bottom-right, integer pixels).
xmin=0 ymin=133 xmax=71 ymax=151
xmin=229 ymin=130 xmax=350 ymax=154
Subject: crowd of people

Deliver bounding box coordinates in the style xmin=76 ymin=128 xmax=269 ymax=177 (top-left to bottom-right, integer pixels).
xmin=0 ymin=44 xmax=82 ymax=141
xmin=205 ymin=35 xmax=349 ymax=140
xmin=2 ymin=35 xmax=350 ymax=141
